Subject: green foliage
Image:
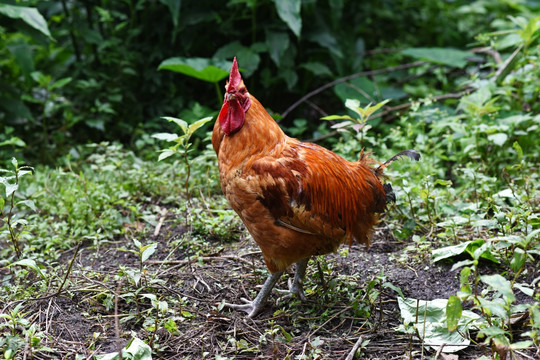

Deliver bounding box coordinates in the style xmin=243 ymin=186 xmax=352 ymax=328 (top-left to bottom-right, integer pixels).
xmin=3 ymin=0 xmax=534 ymax=163
xmin=153 ymin=116 xmax=213 ymax=203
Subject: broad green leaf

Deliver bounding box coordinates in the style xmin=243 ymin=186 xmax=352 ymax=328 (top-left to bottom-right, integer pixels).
xmin=133 ymin=238 xmax=142 ymax=249
xmin=401 ymin=47 xmax=472 ymax=68
xmin=432 ymin=239 xmax=499 ymax=264
xmin=214 ymin=41 xmax=260 ymax=77
xmin=480 ymin=274 xmax=515 ymax=303
xmin=7 ymin=41 xmax=34 ymax=79
xmin=0 ymin=137 xmax=26 ymax=147
xmin=141 ymin=243 xmax=157 ymax=263
xmin=5 ymin=182 xmax=18 ymax=198
xmin=187 ymin=116 xmax=212 ymax=136
xmin=300 ymin=62 xmax=333 ymax=76
xmin=397 ymin=297 xmax=482 ymax=352
xmin=266 ymin=31 xmax=290 ymax=67
xmin=306 ymin=30 xmax=342 ymax=58
xmin=152 ymin=133 xmax=179 ymax=142
xmin=159 ymin=0 xmax=181 ymax=28
xmin=0 ymin=4 xmax=52 ymax=38
xmin=333 ymin=77 xmax=375 ymax=103
xmin=274 ymin=0 xmax=302 ymax=37
xmin=49 ymin=77 xmax=72 ymax=91
xmin=446 ymin=296 xmax=462 ymax=332
xmin=10 ymin=259 xmax=47 ymax=280
xmin=158 ymin=57 xmax=230 ymax=83
xmin=157 ymin=149 xmax=176 ymax=162
xmin=510 ymin=247 xmax=526 ymax=273
xmin=96 ymin=337 xmax=152 ymax=360
xmin=478 ymin=326 xmax=508 ymax=337
xmin=162 ymin=116 xmax=188 ymax=134
xmin=16 ymin=199 xmax=36 ymax=212
xmin=488 ymin=133 xmax=508 ymax=146
xmin=514 ymin=283 xmax=534 ymax=297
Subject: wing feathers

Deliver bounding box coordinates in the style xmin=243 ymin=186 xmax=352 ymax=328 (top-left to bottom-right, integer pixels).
xmin=249 ymin=140 xmax=385 ymax=245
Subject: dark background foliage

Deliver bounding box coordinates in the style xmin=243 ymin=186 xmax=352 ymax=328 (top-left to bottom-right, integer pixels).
xmin=2 ymin=0 xmax=532 ymax=164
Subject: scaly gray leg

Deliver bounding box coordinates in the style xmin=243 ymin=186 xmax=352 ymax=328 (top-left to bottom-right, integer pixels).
xmin=224 ymin=271 xmax=283 ymax=318
xmin=289 ymin=257 xmax=309 ymax=301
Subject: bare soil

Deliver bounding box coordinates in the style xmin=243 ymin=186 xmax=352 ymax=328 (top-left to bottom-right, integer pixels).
xmin=21 ymin=216 xmax=537 ymax=360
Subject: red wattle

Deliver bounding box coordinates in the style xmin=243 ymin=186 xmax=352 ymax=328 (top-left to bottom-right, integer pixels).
xmin=218 ymin=98 xmax=245 ymax=135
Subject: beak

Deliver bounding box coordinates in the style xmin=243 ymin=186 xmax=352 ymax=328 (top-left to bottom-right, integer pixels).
xmin=225 ymin=93 xmax=236 ymax=101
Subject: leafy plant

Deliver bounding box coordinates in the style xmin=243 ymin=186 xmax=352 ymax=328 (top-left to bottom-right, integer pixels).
xmin=153 ymin=116 xmax=212 ymax=204
xmin=0 ymin=158 xmax=35 ymax=258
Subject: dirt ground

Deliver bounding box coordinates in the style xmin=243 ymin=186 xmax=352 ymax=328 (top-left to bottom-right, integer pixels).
xmin=22 ymin=216 xmax=537 ymax=360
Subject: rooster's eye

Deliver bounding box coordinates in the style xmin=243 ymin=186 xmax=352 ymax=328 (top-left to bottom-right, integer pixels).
xmin=239 ymin=88 xmax=246 ymax=94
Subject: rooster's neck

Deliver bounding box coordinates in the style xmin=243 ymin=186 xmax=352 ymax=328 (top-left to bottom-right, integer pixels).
xmin=212 ymin=94 xmax=287 ymax=169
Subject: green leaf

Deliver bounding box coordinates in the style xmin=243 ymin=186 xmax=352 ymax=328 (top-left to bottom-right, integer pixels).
xmin=510 ymin=248 xmax=526 ymax=273
xmin=16 ymin=199 xmax=36 ymax=212
xmin=0 ymin=4 xmax=52 ymax=38
xmin=401 ymin=47 xmax=472 ymax=68
xmin=49 ymin=77 xmax=72 ymax=91
xmin=300 ymin=62 xmax=333 ymax=76
xmin=10 ymin=259 xmax=47 ymax=280
xmin=152 ymin=133 xmax=179 ymax=142
xmin=480 ymin=274 xmax=515 ymax=303
xmin=141 ymin=243 xmax=157 ymax=263
xmin=187 ymin=116 xmax=213 ymax=136
xmin=0 ymin=137 xmax=26 ymax=148
xmin=96 ymin=337 xmax=152 ymax=360
xmin=488 ymin=133 xmax=508 ymax=146
xmin=274 ymin=0 xmax=302 ymax=37
xmin=162 ymin=116 xmax=188 ymax=134
xmin=4 ymin=182 xmax=18 ymax=198
xmin=320 ymin=115 xmax=354 ymax=121
xmin=397 ymin=297 xmax=482 ymax=352
xmin=432 ymin=239 xmax=499 ymax=264
xmin=214 ymin=41 xmax=260 ymax=77
xmin=266 ymin=31 xmax=290 ymax=67
xmin=159 ymin=0 xmax=181 ymax=28
xmin=7 ymin=41 xmax=34 ymax=79
xmin=157 ymin=149 xmax=176 ymax=162
xmin=158 ymin=57 xmax=230 ymax=83
xmin=446 ymin=296 xmax=462 ymax=332
xmin=512 ymin=141 xmax=523 ymax=160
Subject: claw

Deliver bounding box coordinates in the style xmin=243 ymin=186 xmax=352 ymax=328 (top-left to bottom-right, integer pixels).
xmin=223 ymin=301 xmax=260 ymax=318
xmin=288 ymin=278 xmax=307 ymax=301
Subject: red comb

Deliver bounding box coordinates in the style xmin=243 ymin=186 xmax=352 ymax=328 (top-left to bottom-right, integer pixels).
xmin=227 ymin=57 xmax=241 ymax=92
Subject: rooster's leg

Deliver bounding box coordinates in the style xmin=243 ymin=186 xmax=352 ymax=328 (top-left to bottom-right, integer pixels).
xmin=289 ymin=257 xmax=309 ymax=301
xmin=224 ymin=271 xmax=283 ymax=318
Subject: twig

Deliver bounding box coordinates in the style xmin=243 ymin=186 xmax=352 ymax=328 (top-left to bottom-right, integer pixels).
xmin=281 ymin=61 xmax=427 ymax=118
xmin=345 ymin=335 xmax=364 ymax=360
xmin=147 ymin=255 xmax=257 ymax=267
xmin=434 ymin=343 xmax=446 ymax=359
xmin=153 ymin=207 xmax=168 ymax=237
xmin=29 ymin=241 xmax=83 ymax=301
xmin=115 ymin=280 xmax=123 ymax=360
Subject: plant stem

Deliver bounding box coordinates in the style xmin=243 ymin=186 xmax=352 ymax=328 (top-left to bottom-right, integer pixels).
xmin=214 ymin=82 xmax=223 ymax=106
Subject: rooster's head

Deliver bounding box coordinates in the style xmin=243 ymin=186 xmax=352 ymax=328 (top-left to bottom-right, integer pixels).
xmin=218 ymin=57 xmax=251 ymax=135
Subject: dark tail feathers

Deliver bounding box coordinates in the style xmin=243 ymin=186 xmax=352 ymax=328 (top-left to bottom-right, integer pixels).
xmin=376 ymin=149 xmax=420 ymax=175
xmin=379 ymin=149 xmax=420 ymax=204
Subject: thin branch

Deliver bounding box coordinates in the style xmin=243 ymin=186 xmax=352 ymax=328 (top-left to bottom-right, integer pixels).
xmin=345 ymin=335 xmax=364 ymax=360
xmin=305 ymin=88 xmax=472 ymax=143
xmin=281 ymin=61 xmax=427 ymax=119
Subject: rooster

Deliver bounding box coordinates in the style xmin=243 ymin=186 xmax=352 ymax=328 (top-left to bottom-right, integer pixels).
xmin=212 ymin=58 xmax=419 ymax=318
